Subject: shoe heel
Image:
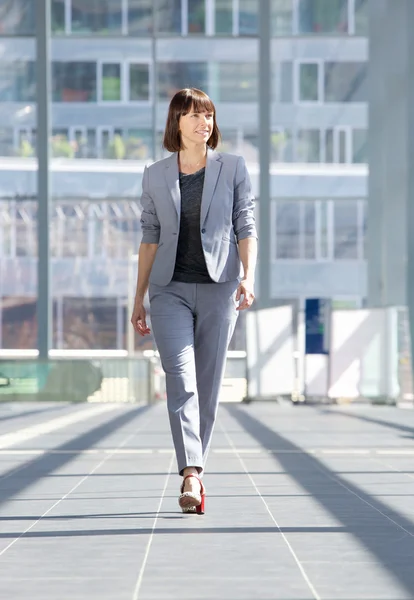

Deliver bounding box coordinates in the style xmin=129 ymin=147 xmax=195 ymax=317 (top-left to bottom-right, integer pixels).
xmin=196 ymin=495 xmax=205 ymax=515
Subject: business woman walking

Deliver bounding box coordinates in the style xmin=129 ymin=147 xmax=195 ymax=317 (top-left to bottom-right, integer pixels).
xmin=131 ymin=88 xmax=257 ymax=514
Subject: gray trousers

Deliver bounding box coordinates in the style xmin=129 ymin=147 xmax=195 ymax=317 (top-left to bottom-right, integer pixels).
xmin=149 ymin=280 xmax=239 ymax=475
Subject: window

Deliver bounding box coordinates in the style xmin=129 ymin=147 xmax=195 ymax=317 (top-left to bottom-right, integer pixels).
xmin=129 ymin=64 xmax=150 ymax=101
xmin=334 ymin=201 xmax=358 ymax=259
xmin=0 ymin=0 xmax=35 ymax=35
xmin=354 ymin=0 xmax=368 ymax=35
xmin=53 ymin=62 xmax=97 ymax=102
xmin=157 ymin=63 xmax=208 ymax=100
xmin=296 ymin=130 xmax=320 ymax=162
xmin=71 ymin=0 xmax=122 ymax=34
xmin=215 ymin=0 xmax=233 ymax=34
xmin=271 ymin=130 xmax=293 ymax=162
xmin=52 ymin=0 xmax=66 ymax=33
xmin=319 ymin=200 xmax=329 ymax=259
xmin=0 ymin=61 xmax=35 ymax=102
xmin=271 ymin=0 xmax=293 ymax=35
xmin=0 ymin=128 xmax=13 ymax=157
xmin=216 ymin=63 xmax=257 ymax=102
xmin=128 ymin=0 xmax=153 ymax=34
xmin=324 ymin=62 xmax=367 ymax=103
xmin=275 ymin=202 xmax=300 ymax=259
xmin=298 ymin=0 xmax=348 ymax=34
xmin=239 ymin=0 xmax=258 ymax=35
xmin=303 ymin=203 xmax=316 ymax=259
xmin=275 ymin=62 xmax=293 ymax=102
xmin=101 ymin=64 xmax=121 ymax=101
xmin=352 ymin=128 xmax=367 ymax=163
xmin=298 ymin=62 xmax=320 ymax=102
xmin=188 ymin=0 xmax=205 ymax=33
xmin=156 ymin=0 xmax=182 ymax=34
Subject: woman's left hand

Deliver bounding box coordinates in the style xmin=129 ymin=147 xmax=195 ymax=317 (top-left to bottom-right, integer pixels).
xmin=236 ymin=278 xmax=255 ymax=310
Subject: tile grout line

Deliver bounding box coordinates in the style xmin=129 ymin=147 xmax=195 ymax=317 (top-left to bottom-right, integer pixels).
xmin=219 ymin=418 xmax=321 ymax=600
xmin=132 ymin=452 xmax=175 ymax=600
xmin=0 ymin=413 xmax=155 ymax=559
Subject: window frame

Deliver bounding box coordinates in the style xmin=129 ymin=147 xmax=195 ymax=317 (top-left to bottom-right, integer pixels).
xmin=126 ymin=60 xmax=152 ymax=104
xmin=294 ymin=59 xmax=323 ymax=104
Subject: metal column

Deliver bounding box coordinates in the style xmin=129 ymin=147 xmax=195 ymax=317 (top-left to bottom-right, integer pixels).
xmin=36 ymin=0 xmax=52 ymax=358
xmin=258 ymin=0 xmax=271 ymax=308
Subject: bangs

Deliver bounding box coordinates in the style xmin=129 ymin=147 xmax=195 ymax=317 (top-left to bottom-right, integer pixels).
xmin=180 ymin=89 xmax=215 ymax=116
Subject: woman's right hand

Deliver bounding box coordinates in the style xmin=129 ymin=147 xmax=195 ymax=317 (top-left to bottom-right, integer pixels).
xmin=131 ymin=299 xmax=151 ymax=336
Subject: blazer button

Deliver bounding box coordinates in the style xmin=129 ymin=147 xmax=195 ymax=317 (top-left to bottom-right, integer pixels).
xmin=201 ymin=228 xmax=206 ymax=234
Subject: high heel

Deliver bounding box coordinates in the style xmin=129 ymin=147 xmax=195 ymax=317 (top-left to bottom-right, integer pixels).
xmin=179 ymin=474 xmax=206 ymax=515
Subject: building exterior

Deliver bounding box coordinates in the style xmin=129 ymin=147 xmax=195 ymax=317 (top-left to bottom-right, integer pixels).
xmin=0 ymin=0 xmax=368 ymax=350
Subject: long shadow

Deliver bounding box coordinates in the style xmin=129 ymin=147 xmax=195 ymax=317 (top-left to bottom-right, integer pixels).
xmin=0 ymin=404 xmax=69 ymax=424
xmin=226 ymin=404 xmax=414 ymax=596
xmin=319 ymin=407 xmax=414 ymax=438
xmin=0 ymin=405 xmax=151 ymax=505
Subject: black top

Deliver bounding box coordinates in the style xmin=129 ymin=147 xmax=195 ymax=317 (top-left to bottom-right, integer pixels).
xmin=172 ymin=167 xmax=214 ymax=284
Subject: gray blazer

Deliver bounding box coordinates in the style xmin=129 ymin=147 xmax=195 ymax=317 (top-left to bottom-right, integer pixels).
xmin=140 ymin=148 xmax=257 ymax=286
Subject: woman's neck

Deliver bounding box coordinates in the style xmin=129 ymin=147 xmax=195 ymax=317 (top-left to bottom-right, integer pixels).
xmin=179 ymin=145 xmax=207 ymax=168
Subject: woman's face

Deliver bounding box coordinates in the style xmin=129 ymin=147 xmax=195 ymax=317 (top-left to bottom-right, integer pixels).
xmin=179 ymin=106 xmax=214 ymax=148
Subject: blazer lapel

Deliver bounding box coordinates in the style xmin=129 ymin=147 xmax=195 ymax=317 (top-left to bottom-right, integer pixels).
xmin=200 ymin=149 xmax=223 ymax=227
xmin=164 ymin=153 xmax=180 ymax=218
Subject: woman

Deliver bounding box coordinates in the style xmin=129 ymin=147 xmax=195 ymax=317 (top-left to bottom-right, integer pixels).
xmin=131 ymin=88 xmax=257 ymax=514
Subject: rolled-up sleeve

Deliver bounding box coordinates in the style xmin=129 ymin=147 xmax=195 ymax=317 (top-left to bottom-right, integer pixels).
xmin=140 ymin=165 xmax=160 ymax=244
xmin=232 ymin=156 xmax=258 ymax=241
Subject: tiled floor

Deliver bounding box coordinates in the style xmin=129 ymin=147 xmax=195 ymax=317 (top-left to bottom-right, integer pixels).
xmin=0 ymin=400 xmax=413 ymax=599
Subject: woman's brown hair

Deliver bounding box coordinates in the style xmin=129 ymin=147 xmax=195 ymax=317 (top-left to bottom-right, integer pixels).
xmin=163 ymin=88 xmax=221 ymax=152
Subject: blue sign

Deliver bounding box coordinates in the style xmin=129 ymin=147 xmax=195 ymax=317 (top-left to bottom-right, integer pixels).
xmin=305 ymin=298 xmax=331 ymax=355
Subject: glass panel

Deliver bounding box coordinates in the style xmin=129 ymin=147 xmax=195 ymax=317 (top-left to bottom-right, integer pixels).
xmin=188 ymin=0 xmax=205 ymax=33
xmin=217 ymin=63 xmax=257 ymax=102
xmin=298 ymin=0 xmax=348 ymax=34
xmin=355 ymin=0 xmax=368 ymax=35
xmin=352 ymin=128 xmax=367 ymax=163
xmin=320 ymin=201 xmax=329 ymax=258
xmin=53 ymin=62 xmax=97 ymax=102
xmin=62 ymin=298 xmax=117 ymax=349
xmin=0 ymin=128 xmax=14 ymax=157
xmin=0 ymin=0 xmax=35 ymax=35
xmin=215 ymin=0 xmax=233 ymax=34
xmin=157 ymin=63 xmax=208 ymax=100
xmin=2 ymin=297 xmax=37 ymax=349
xmin=0 ymin=61 xmax=36 ymax=102
xmin=275 ymin=62 xmax=293 ymax=102
xmin=239 ymin=0 xmax=258 ymax=35
xmin=129 ymin=64 xmax=150 ymax=101
xmin=156 ymin=0 xmax=182 ymax=34
xmin=71 ymin=0 xmax=122 ymax=34
xmin=324 ymin=62 xmax=367 ymax=103
xmin=276 ymin=202 xmax=300 ymax=259
xmin=334 ymin=201 xmax=358 ymax=259
xmin=52 ymin=0 xmax=66 ymax=33
xmin=128 ymin=0 xmax=153 ymax=34
xmin=271 ymin=130 xmax=293 ymax=162
xmin=125 ymin=129 xmax=152 ymax=159
xmin=271 ymin=0 xmax=293 ymax=36
xmin=299 ymin=63 xmax=319 ymax=102
xmin=296 ymin=129 xmax=320 ymax=162
xmin=102 ymin=63 xmax=121 ymax=101
xmin=325 ymin=129 xmax=334 ymax=162
xmin=303 ymin=203 xmax=316 ymax=259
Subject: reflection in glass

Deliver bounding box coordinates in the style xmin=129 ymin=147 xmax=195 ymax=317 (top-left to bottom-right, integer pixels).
xmin=158 ymin=63 xmax=208 ymax=99
xmin=52 ymin=0 xmax=66 ymax=33
xmin=296 ymin=129 xmax=320 ymax=162
xmin=355 ymin=0 xmax=368 ymax=35
xmin=299 ymin=63 xmax=319 ymax=102
xmin=298 ymin=0 xmax=348 ymax=34
xmin=215 ymin=0 xmax=233 ymax=34
xmin=239 ymin=0 xmax=258 ymax=35
xmin=216 ymin=63 xmax=257 ymax=102
xmin=62 ymin=297 xmax=117 ymax=349
xmin=188 ymin=0 xmax=205 ymax=33
xmin=352 ymin=128 xmax=367 ymax=163
xmin=0 ymin=61 xmax=36 ymax=102
xmin=276 ymin=202 xmax=300 ymax=259
xmin=128 ymin=0 xmax=153 ymax=34
xmin=324 ymin=62 xmax=367 ymax=103
xmin=71 ymin=0 xmax=122 ymax=34
xmin=271 ymin=130 xmax=293 ymax=162
xmin=2 ymin=297 xmax=37 ymax=349
xmin=334 ymin=201 xmax=358 ymax=259
xmin=156 ymin=0 xmax=182 ymax=34
xmin=53 ymin=62 xmax=97 ymax=102
xmin=129 ymin=64 xmax=150 ymax=101
xmin=0 ymin=128 xmax=14 ymax=157
xmin=102 ymin=64 xmax=121 ymax=101
xmin=0 ymin=0 xmax=35 ymax=35
xmin=271 ymin=0 xmax=293 ymax=36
